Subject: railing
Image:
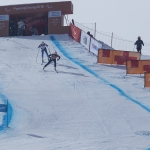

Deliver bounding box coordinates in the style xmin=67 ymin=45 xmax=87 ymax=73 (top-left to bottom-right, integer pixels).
xmin=67 ymin=19 xmax=150 ymax=55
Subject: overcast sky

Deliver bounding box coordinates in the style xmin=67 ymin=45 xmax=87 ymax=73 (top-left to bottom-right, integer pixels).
xmin=1 ymin=0 xmax=150 ymax=42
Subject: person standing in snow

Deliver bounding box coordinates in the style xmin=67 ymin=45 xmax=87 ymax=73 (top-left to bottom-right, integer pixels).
xmin=43 ymin=52 xmax=60 ymax=72
xmin=22 ymin=20 xmax=26 ymax=36
xmin=38 ymin=41 xmax=49 ymax=63
xmin=17 ymin=19 xmax=25 ymax=36
xmin=9 ymin=19 xmax=16 ymax=36
xmin=135 ymin=36 xmax=144 ymax=54
xmin=29 ymin=24 xmax=38 ymax=36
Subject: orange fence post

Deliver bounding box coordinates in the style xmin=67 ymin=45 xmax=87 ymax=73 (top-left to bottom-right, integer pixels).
xmin=144 ymin=72 xmax=150 ymax=88
xmin=97 ymin=49 xmax=113 ymax=64
xmin=127 ymin=60 xmax=150 ymax=75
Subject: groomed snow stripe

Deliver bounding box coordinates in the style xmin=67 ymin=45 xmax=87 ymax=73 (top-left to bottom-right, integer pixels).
xmin=50 ymin=35 xmax=150 ymax=113
xmin=0 ymin=93 xmax=13 ymax=131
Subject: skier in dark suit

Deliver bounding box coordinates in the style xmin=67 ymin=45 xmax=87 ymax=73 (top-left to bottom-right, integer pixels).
xmin=135 ymin=36 xmax=144 ymax=54
xmin=43 ymin=52 xmax=60 ymax=72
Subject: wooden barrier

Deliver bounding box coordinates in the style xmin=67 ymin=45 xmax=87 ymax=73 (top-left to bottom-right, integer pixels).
xmin=126 ymin=60 xmax=150 ymax=74
xmin=97 ymin=49 xmax=113 ymax=64
xmin=144 ymin=72 xmax=150 ymax=87
xmin=98 ymin=49 xmax=140 ymax=65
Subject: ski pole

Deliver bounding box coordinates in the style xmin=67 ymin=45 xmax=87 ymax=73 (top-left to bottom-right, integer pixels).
xmin=53 ymin=47 xmax=57 ymax=53
xmin=36 ymin=48 xmax=40 ymax=64
xmin=48 ymin=46 xmax=51 ymax=54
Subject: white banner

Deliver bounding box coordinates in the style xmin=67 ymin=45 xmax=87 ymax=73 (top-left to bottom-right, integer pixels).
xmin=48 ymin=11 xmax=61 ymax=18
xmin=80 ymin=30 xmax=91 ymax=51
xmin=90 ymin=38 xmax=102 ymax=56
xmin=0 ymin=15 xmax=9 ymax=21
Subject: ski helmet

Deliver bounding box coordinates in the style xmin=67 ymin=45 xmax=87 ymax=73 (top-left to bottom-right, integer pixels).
xmin=138 ymin=36 xmax=141 ymax=39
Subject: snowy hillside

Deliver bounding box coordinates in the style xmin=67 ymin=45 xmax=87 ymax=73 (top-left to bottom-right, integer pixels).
xmin=0 ymin=34 xmax=150 ymax=150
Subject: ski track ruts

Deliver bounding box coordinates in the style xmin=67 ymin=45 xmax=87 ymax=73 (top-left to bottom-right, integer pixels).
xmin=15 ymin=105 xmax=34 ymax=131
xmin=53 ymin=37 xmax=111 ymax=137
xmin=62 ymin=75 xmax=111 ymax=137
xmin=10 ymin=75 xmax=30 ymax=87
xmin=54 ymin=35 xmax=137 ymax=139
xmin=80 ymin=80 xmax=137 ymax=139
xmin=47 ymin=77 xmax=86 ymax=141
xmin=0 ymin=105 xmax=34 ymax=139
xmin=9 ymin=104 xmax=50 ymax=136
xmin=75 ymin=80 xmax=111 ymax=137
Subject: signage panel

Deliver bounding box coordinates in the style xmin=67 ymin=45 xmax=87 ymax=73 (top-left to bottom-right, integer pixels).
xmin=80 ymin=30 xmax=91 ymax=51
xmin=90 ymin=38 xmax=102 ymax=55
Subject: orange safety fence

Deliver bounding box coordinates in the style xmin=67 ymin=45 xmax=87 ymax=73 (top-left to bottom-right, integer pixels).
xmin=144 ymin=72 xmax=150 ymax=88
xmin=126 ymin=60 xmax=150 ymax=74
xmin=97 ymin=49 xmax=113 ymax=64
xmin=98 ymin=49 xmax=140 ymax=65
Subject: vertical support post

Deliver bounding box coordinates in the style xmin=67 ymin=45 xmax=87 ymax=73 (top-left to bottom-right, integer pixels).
xmin=94 ymin=22 xmax=96 ymax=38
xmin=111 ymin=32 xmax=113 ymax=47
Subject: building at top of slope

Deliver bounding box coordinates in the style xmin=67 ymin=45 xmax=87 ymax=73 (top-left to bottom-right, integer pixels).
xmin=0 ymin=1 xmax=73 ymax=37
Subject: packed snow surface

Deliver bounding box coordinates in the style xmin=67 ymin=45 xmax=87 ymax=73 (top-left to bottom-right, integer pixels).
xmin=0 ymin=34 xmax=150 ymax=150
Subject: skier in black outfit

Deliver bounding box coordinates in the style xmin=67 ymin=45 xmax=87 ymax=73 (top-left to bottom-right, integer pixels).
xmin=43 ymin=52 xmax=60 ymax=71
xmin=135 ymin=36 xmax=144 ymax=54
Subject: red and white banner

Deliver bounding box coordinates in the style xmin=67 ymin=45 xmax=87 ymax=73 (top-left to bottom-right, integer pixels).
xmin=70 ymin=23 xmax=81 ymax=42
xmin=90 ymin=37 xmax=102 ymax=55
xmin=80 ymin=30 xmax=91 ymax=51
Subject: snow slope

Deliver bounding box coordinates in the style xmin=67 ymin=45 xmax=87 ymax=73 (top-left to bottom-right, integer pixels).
xmin=0 ymin=34 xmax=150 ymax=150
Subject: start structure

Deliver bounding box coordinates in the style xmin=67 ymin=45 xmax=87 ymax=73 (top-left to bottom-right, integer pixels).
xmin=0 ymin=1 xmax=73 ymax=36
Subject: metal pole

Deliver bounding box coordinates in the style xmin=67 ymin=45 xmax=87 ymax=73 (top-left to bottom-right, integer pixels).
xmin=111 ymin=32 xmax=113 ymax=47
xmin=133 ymin=44 xmax=135 ymax=51
xmin=94 ymin=22 xmax=96 ymax=38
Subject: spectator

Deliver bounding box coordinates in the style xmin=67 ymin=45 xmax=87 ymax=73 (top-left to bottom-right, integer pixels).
xmin=17 ymin=19 xmax=25 ymax=36
xmin=44 ymin=16 xmax=48 ymax=35
xmin=22 ymin=20 xmax=26 ymax=36
xmin=9 ymin=19 xmax=16 ymax=36
xmin=87 ymin=31 xmax=94 ymax=38
xmin=72 ymin=19 xmax=75 ymax=25
xmin=87 ymin=31 xmax=90 ymax=36
xmin=135 ymin=36 xmax=144 ymax=54
xmin=29 ymin=25 xmax=38 ymax=36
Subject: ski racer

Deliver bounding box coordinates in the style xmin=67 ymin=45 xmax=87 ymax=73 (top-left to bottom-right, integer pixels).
xmin=43 ymin=52 xmax=60 ymax=72
xmin=38 ymin=41 xmax=49 ymax=63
